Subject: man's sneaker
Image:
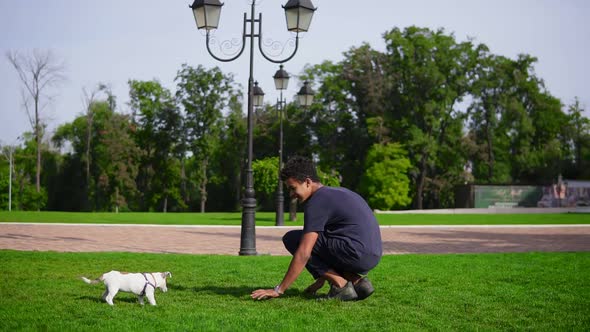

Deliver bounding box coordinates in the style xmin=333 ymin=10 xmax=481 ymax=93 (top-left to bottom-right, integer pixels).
xmin=354 ymin=277 xmax=375 ymax=300
xmin=318 ymin=281 xmax=358 ymax=301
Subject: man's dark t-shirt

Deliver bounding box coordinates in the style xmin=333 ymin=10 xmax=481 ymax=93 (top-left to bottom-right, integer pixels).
xmin=303 ymin=186 xmax=382 ymax=258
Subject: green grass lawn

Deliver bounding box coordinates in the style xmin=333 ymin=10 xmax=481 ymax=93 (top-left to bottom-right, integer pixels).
xmin=0 ymin=211 xmax=589 ymax=225
xmin=0 ymin=250 xmax=588 ymax=331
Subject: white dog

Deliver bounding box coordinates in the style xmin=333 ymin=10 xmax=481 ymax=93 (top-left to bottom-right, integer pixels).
xmin=81 ymin=270 xmax=172 ymax=306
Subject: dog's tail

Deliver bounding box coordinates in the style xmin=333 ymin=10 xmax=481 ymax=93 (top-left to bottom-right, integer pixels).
xmin=80 ymin=275 xmax=103 ymax=285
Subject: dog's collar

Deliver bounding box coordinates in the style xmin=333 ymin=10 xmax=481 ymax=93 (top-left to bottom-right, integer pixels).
xmin=140 ymin=273 xmax=157 ymax=296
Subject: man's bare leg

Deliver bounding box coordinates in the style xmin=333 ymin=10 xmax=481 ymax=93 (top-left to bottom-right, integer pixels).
xmin=304 ymin=277 xmax=326 ymax=294
xmin=322 ymin=270 xmax=348 ymax=288
xmin=341 ymin=271 xmax=363 ymax=285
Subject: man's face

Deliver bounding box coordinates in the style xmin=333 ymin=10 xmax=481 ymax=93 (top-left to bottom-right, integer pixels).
xmin=285 ymin=177 xmax=313 ymax=203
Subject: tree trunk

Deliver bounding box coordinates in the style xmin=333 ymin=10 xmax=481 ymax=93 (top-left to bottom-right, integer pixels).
xmin=34 ymin=97 xmax=42 ymax=212
xmin=181 ymin=158 xmax=188 ymax=206
xmin=486 ymin=121 xmax=495 ymax=181
xmin=289 ymin=198 xmax=297 ymax=221
xmin=235 ymin=169 xmax=241 ymax=211
xmin=485 ymin=102 xmax=496 ymax=181
xmin=200 ymin=158 xmax=208 ymax=213
xmin=35 ymin=97 xmax=41 ymax=194
xmin=115 ymin=187 xmax=119 ymax=213
xmin=85 ymin=107 xmax=93 ymax=211
xmin=86 ymin=113 xmax=92 ymax=187
xmin=415 ymin=153 xmax=427 ymax=209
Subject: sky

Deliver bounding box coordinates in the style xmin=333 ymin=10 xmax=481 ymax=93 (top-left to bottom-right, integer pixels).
xmin=1 ymin=0 xmax=589 ymax=147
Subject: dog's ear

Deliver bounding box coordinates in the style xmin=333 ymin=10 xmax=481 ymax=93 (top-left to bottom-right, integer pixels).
xmin=163 ymin=272 xmax=172 ymax=279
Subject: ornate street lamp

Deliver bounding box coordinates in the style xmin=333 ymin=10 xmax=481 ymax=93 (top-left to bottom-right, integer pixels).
xmin=252 ymin=81 xmax=265 ymax=107
xmin=273 ymin=65 xmax=290 ymax=90
xmin=190 ymin=0 xmax=223 ymax=30
xmin=297 ymin=81 xmax=315 ymax=107
xmin=189 ymin=0 xmax=316 ymax=255
xmin=273 ymin=65 xmax=290 ymax=226
xmin=283 ymin=0 xmax=317 ymax=32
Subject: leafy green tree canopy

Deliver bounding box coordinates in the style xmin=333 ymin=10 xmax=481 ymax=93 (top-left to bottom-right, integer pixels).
xmin=359 ymin=143 xmax=412 ymax=210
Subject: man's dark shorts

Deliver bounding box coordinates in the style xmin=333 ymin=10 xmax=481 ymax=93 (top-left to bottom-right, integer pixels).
xmin=283 ymin=229 xmax=381 ymax=279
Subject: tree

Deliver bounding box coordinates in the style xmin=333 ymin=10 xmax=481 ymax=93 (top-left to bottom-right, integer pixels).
xmin=210 ymin=95 xmax=246 ymax=211
xmin=54 ymin=99 xmax=112 ymax=210
xmin=0 ymin=143 xmax=26 ymax=211
xmin=302 ymin=60 xmax=368 ymax=190
xmin=81 ymin=87 xmax=98 ymax=186
xmin=359 ymin=143 xmax=412 ymax=210
xmin=53 ymin=98 xmax=141 ymax=212
xmin=78 ymin=83 xmax=116 ymax=209
xmin=467 ymin=53 xmax=568 ymax=184
xmin=4 ymin=134 xmax=48 ymax=210
xmin=253 ymin=157 xmax=279 ymax=210
xmin=175 ymin=64 xmax=240 ymax=212
xmin=383 ymin=26 xmax=476 ymax=208
xmin=96 ymin=112 xmax=141 ymax=212
xmin=6 ymin=50 xmax=66 ymax=198
xmin=300 ymin=29 xmax=476 ymax=208
xmin=467 ymin=50 xmax=511 ymax=183
xmin=129 ymin=79 xmax=183 ymax=212
xmin=564 ymin=98 xmax=590 ymax=178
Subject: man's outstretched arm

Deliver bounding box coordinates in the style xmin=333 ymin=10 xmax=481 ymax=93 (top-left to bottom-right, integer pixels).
xmin=251 ymin=231 xmax=318 ymax=300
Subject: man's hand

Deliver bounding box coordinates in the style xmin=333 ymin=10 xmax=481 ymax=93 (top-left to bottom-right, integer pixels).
xmin=251 ymin=288 xmax=280 ymax=300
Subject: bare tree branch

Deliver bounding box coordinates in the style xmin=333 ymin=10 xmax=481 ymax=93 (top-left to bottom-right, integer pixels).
xmin=5 ymin=49 xmax=66 ymax=195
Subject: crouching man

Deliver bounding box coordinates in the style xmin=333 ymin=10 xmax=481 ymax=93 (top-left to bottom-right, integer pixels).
xmin=251 ymin=156 xmax=382 ymax=301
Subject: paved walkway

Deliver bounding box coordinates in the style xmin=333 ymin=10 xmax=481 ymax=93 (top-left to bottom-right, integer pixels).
xmin=1 ymin=223 xmax=590 ymax=255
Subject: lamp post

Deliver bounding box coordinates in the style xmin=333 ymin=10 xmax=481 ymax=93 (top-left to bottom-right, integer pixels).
xmin=273 ymin=67 xmax=314 ymax=226
xmin=189 ymin=0 xmax=316 ymax=255
xmin=273 ymin=65 xmax=289 ymax=226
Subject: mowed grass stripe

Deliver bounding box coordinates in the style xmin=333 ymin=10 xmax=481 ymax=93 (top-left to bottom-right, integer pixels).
xmin=0 ymin=211 xmax=589 ymax=225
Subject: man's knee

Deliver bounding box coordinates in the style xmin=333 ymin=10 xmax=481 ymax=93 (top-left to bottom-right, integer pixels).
xmin=282 ymin=230 xmax=302 ymax=254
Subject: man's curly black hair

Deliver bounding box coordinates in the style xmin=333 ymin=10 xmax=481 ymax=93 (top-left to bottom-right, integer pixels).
xmin=280 ymin=156 xmax=320 ymax=183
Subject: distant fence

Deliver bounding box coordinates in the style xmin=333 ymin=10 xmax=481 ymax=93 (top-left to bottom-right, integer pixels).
xmin=374 ymin=207 xmax=590 ymax=214
xmin=454 ymin=182 xmax=590 ymax=209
